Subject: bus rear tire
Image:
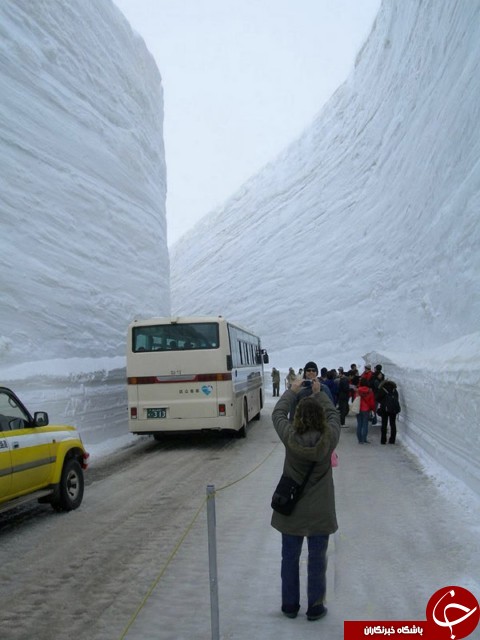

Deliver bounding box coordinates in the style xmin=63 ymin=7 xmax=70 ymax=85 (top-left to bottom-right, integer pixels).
xmin=236 ymin=399 xmax=248 ymax=438
xmin=252 ymin=390 xmax=262 ymax=420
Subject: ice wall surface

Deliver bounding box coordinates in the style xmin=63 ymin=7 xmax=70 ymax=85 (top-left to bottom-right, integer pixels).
xmin=171 ymin=0 xmax=480 ymax=495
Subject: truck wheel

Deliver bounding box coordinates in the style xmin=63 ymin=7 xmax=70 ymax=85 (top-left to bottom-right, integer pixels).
xmin=51 ymin=458 xmax=84 ymax=511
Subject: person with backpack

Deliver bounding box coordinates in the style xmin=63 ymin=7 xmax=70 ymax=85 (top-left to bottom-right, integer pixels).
xmin=376 ymin=379 xmax=401 ymax=444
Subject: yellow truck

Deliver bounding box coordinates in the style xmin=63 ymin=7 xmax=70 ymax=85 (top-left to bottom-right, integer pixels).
xmin=0 ymin=386 xmax=89 ymax=514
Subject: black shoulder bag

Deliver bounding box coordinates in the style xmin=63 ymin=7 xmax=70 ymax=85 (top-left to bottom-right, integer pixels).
xmin=271 ymin=462 xmax=316 ymax=516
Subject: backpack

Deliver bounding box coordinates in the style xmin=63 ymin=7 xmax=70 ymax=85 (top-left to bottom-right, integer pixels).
xmin=385 ymin=390 xmax=400 ymax=414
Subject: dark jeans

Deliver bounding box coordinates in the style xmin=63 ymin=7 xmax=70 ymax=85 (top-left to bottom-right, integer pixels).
xmin=356 ymin=411 xmax=370 ymax=443
xmin=381 ymin=413 xmax=397 ymax=443
xmin=273 ymin=384 xmax=280 ymax=396
xmin=338 ymin=396 xmax=349 ymax=425
xmin=281 ymin=533 xmax=329 ymax=612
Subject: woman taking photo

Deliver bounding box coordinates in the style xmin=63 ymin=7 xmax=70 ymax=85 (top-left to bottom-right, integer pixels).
xmin=271 ymin=375 xmax=340 ymax=621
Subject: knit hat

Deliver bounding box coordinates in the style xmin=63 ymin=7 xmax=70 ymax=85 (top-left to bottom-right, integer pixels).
xmin=375 ymin=364 xmax=382 ymax=371
xmin=303 ymin=361 xmax=318 ymax=375
xmin=365 ymin=364 xmax=372 ymax=370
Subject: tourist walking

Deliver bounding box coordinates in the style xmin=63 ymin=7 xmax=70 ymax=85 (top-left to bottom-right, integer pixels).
xmin=377 ymin=379 xmax=401 ymax=444
xmin=355 ymin=377 xmax=376 ymax=443
xmin=271 ymin=367 xmax=281 ymax=397
xmin=286 ymin=367 xmax=297 ymax=389
xmin=336 ymin=368 xmax=350 ymax=426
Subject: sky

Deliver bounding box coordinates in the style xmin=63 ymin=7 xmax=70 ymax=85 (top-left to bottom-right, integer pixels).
xmin=112 ymin=0 xmax=381 ymax=244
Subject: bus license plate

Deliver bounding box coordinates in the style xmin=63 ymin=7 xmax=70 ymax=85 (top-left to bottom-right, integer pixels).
xmin=147 ymin=408 xmax=167 ymax=419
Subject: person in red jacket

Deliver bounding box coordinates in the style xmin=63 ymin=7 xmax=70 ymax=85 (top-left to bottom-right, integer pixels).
xmin=361 ymin=363 xmax=374 ymax=382
xmin=355 ymin=377 xmax=376 ymax=443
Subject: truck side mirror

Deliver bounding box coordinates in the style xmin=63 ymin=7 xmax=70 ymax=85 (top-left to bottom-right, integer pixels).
xmin=34 ymin=411 xmax=49 ymax=427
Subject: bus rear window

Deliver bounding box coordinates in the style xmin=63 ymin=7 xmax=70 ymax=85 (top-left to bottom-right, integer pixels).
xmin=132 ymin=323 xmax=220 ymax=352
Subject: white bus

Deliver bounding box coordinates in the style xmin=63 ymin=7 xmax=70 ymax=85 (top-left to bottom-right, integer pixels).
xmin=127 ymin=316 xmax=269 ymax=438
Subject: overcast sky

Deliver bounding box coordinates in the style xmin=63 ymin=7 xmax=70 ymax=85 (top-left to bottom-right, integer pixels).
xmin=113 ymin=0 xmax=381 ymax=245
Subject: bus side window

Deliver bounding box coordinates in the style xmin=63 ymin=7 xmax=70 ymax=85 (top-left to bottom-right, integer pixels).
xmin=227 ymin=326 xmax=241 ymax=368
xmin=239 ymin=341 xmax=244 ymax=365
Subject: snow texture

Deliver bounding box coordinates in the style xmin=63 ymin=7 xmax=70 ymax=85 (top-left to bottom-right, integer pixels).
xmin=0 ymin=0 xmax=479 ymax=505
xmin=1 ymin=1 xmax=480 ymax=637
xmin=0 ymin=0 xmax=169 ymax=368
xmin=171 ymin=0 xmax=480 ymax=498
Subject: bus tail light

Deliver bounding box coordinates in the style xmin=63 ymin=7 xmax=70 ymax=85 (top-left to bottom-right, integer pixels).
xmin=218 ymin=404 xmax=226 ymax=416
xmin=130 ymin=407 xmax=138 ymax=419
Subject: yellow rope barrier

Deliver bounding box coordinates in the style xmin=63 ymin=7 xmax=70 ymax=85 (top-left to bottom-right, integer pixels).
xmin=118 ymin=441 xmax=281 ymax=639
xmin=119 ymin=496 xmax=207 ymax=640
xmin=216 ymin=441 xmax=280 ymax=493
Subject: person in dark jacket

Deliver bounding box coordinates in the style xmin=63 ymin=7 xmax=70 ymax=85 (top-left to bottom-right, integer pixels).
xmin=369 ymin=364 xmax=385 ymax=426
xmin=371 ymin=364 xmax=385 ymax=393
xmin=306 ymin=363 xmax=333 ymax=402
xmin=288 ymin=361 xmax=334 ymax=419
xmin=376 ymin=379 xmax=401 ymax=444
xmin=336 ymin=368 xmax=350 ymax=426
xmin=271 ymin=376 xmax=340 ymax=621
xmin=271 ymin=367 xmax=281 ymax=396
xmin=324 ymin=370 xmax=338 ymax=405
xmin=347 ymin=364 xmax=360 ymax=401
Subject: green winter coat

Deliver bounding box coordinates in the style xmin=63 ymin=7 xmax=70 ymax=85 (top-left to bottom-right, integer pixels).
xmin=271 ymin=389 xmax=340 ymax=536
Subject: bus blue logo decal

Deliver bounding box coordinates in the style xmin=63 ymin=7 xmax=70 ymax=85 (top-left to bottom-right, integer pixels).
xmin=201 ymin=385 xmax=213 ymax=396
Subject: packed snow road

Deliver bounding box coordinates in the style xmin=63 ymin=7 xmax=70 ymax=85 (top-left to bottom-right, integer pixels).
xmin=0 ymin=410 xmax=281 ymax=640
xmin=0 ymin=399 xmax=478 ymax=640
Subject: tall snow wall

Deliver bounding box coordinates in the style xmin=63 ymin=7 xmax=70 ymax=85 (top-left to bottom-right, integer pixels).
xmin=0 ymin=0 xmax=169 ymax=441
xmin=170 ymin=0 xmax=480 ymax=496
xmin=0 ymin=0 xmax=169 ymax=367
